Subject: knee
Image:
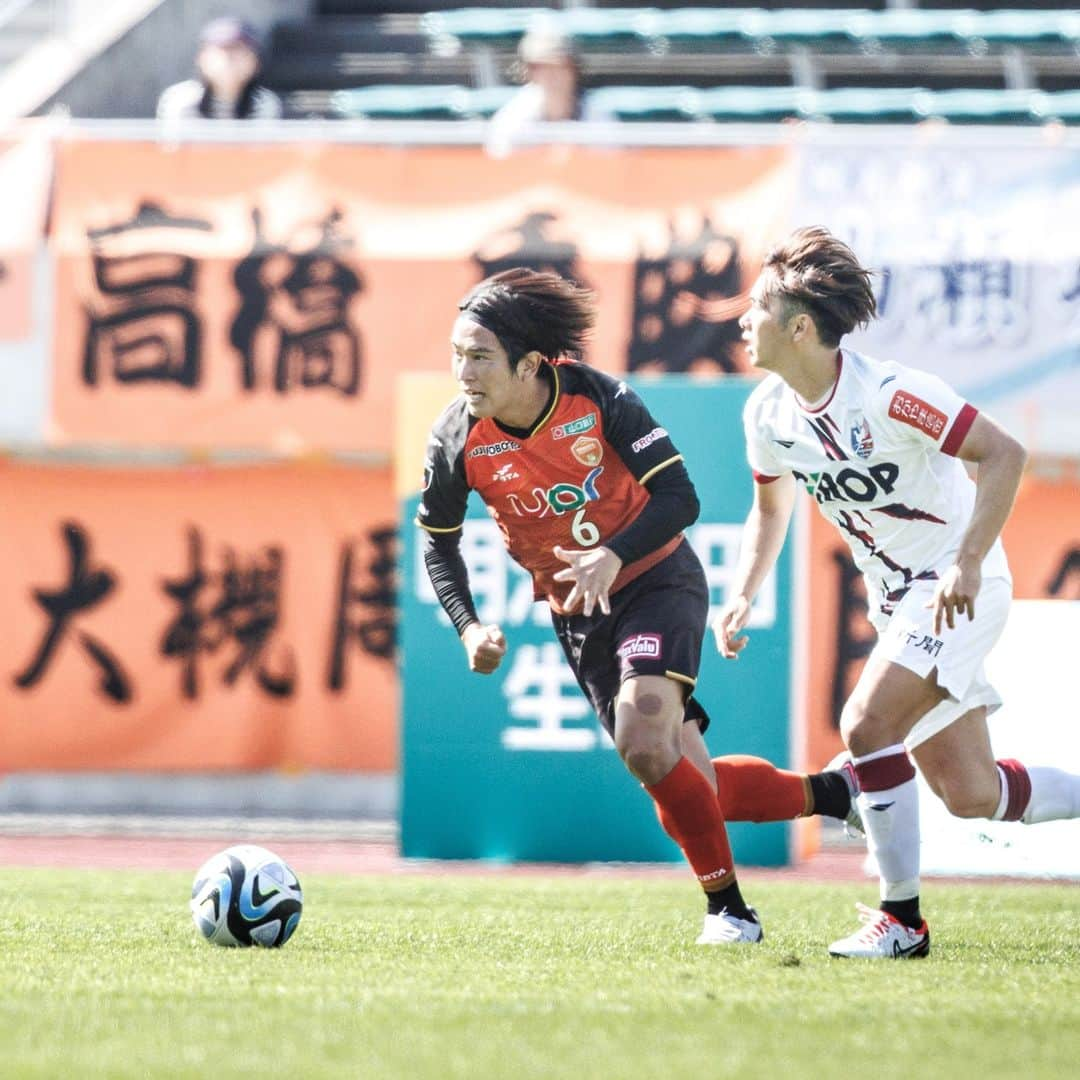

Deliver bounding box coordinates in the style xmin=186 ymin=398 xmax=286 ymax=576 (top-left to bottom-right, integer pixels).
xmin=615 ymin=710 xmax=679 ymax=784
xmin=840 ymin=700 xmax=893 ymax=757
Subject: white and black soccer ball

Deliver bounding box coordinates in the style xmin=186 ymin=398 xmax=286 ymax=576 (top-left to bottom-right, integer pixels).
xmin=190 ymin=844 xmax=303 ymax=947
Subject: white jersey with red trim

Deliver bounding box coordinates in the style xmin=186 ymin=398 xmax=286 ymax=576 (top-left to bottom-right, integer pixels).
xmin=743 ymin=348 xmax=1010 ymax=628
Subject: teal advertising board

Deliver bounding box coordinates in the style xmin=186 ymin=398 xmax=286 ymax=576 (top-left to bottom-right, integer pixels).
xmin=400 ymin=377 xmax=794 ymax=865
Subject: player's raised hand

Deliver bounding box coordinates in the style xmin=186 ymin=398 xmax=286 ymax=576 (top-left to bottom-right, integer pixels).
xmin=460 ymin=622 xmax=507 ymax=674
xmin=713 ymin=595 xmax=752 ymax=659
xmin=552 ymin=545 xmax=622 ymax=617
xmin=928 ymin=558 xmax=980 ymax=635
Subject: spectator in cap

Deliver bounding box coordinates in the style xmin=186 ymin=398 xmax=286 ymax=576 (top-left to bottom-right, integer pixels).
xmin=486 ymin=23 xmax=613 ymax=157
xmin=157 ymin=16 xmax=283 ymax=121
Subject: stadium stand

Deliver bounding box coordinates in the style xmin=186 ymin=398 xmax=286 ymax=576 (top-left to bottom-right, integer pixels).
xmin=264 ymin=4 xmax=1080 ymax=121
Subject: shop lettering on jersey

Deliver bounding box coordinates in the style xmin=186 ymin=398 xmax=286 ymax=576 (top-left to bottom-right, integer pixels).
xmin=793 ymin=462 xmax=900 ymax=504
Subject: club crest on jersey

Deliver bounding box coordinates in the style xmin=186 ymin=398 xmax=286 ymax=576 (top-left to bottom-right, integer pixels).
xmin=850 ymin=414 xmax=874 ymax=459
xmin=551 ymin=413 xmax=597 ymax=440
xmin=571 ymin=435 xmax=603 ymax=468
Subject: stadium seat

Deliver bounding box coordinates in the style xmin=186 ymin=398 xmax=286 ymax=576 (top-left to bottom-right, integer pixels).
xmin=805 ymin=87 xmax=926 ymax=124
xmin=918 ymin=88 xmax=1042 ymax=125
xmin=331 ymin=84 xmax=514 ymax=120
xmin=1036 ymin=90 xmax=1080 ymax=125
xmin=584 ymin=85 xmax=702 ymax=122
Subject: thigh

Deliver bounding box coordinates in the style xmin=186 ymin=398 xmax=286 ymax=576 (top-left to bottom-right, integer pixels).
xmin=845 ymin=657 xmax=949 ymax=749
xmin=910 ymin=706 xmax=998 ymax=803
xmin=610 ymin=547 xmax=710 ymax=697
xmin=551 ymin=614 xmax=622 ymax=737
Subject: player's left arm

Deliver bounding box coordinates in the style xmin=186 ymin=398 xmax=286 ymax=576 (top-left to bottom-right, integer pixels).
xmin=931 ymin=412 xmax=1027 ymax=633
xmin=553 ymin=377 xmax=699 ymax=616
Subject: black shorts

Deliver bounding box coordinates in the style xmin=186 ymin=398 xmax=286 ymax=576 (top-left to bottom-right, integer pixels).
xmin=551 ymin=539 xmax=711 ymax=739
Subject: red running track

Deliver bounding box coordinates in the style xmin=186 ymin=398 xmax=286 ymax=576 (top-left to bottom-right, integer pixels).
xmin=0 ymin=833 xmax=870 ymax=881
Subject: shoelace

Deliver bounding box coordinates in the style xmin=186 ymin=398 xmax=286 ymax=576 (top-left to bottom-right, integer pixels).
xmin=852 ymin=902 xmax=894 ymax=942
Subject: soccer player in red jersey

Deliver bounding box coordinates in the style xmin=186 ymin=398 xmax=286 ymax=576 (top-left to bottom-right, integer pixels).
xmin=720 ymin=227 xmax=1080 ymax=957
xmin=418 ymin=267 xmax=857 ymax=945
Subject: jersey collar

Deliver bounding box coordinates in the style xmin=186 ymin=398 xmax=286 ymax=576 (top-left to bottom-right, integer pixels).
xmin=795 ymin=349 xmax=844 ymax=414
xmin=493 ymin=362 xmax=561 ymax=440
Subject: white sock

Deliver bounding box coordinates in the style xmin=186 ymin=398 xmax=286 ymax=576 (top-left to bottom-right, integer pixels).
xmin=1023 ymin=767 xmax=1080 ymax=824
xmin=852 ymin=746 xmax=920 ymax=902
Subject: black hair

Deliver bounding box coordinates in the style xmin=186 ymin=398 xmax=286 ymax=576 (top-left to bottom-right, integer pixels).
xmin=458 ymin=267 xmax=596 ymax=369
xmin=198 ymin=78 xmax=260 ymax=119
xmin=763 ymin=226 xmax=877 ymax=348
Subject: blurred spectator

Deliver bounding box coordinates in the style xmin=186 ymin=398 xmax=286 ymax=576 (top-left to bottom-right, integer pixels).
xmin=486 ymin=25 xmax=613 ymax=157
xmin=157 ymin=16 xmax=282 ymax=121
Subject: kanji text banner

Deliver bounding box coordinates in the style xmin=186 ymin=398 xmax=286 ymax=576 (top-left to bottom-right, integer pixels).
xmin=0 ymin=461 xmax=397 ymax=772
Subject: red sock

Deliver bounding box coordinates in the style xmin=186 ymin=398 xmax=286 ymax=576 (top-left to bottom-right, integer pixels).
xmin=711 ymin=755 xmax=811 ymax=822
xmin=646 ymin=756 xmax=736 ymax=891
xmin=996 ymin=758 xmax=1032 ymax=821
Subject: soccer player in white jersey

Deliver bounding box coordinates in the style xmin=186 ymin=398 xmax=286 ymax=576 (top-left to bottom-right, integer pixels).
xmin=716 ymin=225 xmax=1080 ymax=958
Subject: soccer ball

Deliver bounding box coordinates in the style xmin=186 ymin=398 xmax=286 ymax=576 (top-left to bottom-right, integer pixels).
xmin=190 ymin=844 xmax=303 ymax=947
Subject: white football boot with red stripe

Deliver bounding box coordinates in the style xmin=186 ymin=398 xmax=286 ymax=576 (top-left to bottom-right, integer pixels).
xmin=828 ymin=903 xmax=930 ymax=959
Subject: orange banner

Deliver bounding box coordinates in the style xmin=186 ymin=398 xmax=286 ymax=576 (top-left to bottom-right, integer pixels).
xmin=0 ymin=460 xmax=397 ymax=772
xmin=805 ymin=472 xmax=1080 ymax=769
xmin=50 ymin=140 xmax=792 ymax=453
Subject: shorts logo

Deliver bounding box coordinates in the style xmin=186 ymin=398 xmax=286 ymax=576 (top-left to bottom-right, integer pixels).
xmin=631 ymin=427 xmax=668 ymax=454
xmin=617 ymin=633 xmax=662 ymax=660
xmin=467 ymin=440 xmax=521 ymax=459
xmin=888 ymin=391 xmax=947 ymax=440
xmin=571 ymin=435 xmax=603 ymax=468
xmin=850 ymin=414 xmax=873 ymax=459
xmin=552 ymin=413 xmax=597 ymax=440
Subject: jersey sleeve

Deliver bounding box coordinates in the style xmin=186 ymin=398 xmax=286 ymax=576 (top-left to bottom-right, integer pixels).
xmin=600 ymin=378 xmax=685 ymax=484
xmin=742 ymin=392 xmax=786 ymax=483
xmin=876 ymin=367 xmax=978 ymax=457
xmin=415 ymin=408 xmax=470 ymax=534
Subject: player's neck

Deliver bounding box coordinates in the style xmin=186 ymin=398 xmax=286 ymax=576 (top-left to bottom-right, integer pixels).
xmin=495 ymin=368 xmax=554 ymax=432
xmin=786 ymin=348 xmax=841 ymax=408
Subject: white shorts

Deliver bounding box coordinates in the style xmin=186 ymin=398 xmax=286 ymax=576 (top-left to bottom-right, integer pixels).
xmin=867 ymin=575 xmax=1012 ymax=751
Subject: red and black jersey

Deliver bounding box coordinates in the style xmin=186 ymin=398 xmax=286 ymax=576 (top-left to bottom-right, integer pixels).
xmin=417 ymin=360 xmax=687 ymax=614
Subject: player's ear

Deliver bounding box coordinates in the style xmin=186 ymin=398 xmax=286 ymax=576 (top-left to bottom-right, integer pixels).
xmin=791 ymin=312 xmax=815 ymax=344
xmin=517 ymin=350 xmax=544 ymax=379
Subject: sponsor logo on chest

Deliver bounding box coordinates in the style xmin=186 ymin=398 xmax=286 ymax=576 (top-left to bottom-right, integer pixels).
xmin=467 ymin=439 xmax=521 ymax=459
xmin=794 ymin=461 xmax=899 ymax=504
xmin=504 ymin=466 xmax=604 ymax=517
xmin=551 ymin=413 xmax=597 ymax=440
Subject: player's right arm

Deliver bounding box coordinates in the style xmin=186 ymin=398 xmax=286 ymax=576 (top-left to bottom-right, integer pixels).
xmin=417 ymin=406 xmax=507 ymax=675
xmin=714 ymin=386 xmax=795 ymax=659
xmin=714 ymin=473 xmax=796 ymax=659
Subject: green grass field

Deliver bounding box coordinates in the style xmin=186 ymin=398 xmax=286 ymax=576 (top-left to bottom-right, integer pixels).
xmin=1 ymin=869 xmax=1077 ymax=1079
